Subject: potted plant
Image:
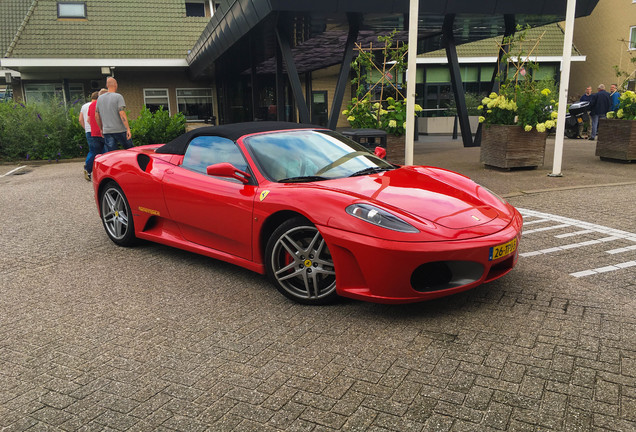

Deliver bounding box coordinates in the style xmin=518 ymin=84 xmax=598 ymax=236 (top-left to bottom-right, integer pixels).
xmin=478 ymin=25 xmax=559 ymax=169
xmin=341 ymin=31 xmax=422 ymax=164
xmin=597 ymin=90 xmax=636 ymax=162
xmin=479 ymin=83 xmax=558 ymax=169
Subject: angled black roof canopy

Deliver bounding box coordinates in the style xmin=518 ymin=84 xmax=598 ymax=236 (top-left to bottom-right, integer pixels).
xmin=187 ymin=0 xmax=599 ymax=78
xmin=188 ymin=0 xmax=599 ymax=148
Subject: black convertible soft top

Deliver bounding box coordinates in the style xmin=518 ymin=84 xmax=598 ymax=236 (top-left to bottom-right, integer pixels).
xmin=156 ymin=121 xmax=325 ymax=155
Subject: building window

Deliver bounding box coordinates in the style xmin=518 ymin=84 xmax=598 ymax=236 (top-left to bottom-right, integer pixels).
xmin=177 ymin=88 xmax=214 ymax=121
xmin=144 ymin=89 xmax=170 ymax=113
xmin=533 ymin=64 xmax=557 ymax=81
xmin=185 ymin=1 xmax=206 ymax=17
xmin=24 ymin=83 xmax=84 ymax=103
xmin=57 ymin=2 xmax=86 ymax=19
xmin=630 ymin=26 xmax=636 ymax=50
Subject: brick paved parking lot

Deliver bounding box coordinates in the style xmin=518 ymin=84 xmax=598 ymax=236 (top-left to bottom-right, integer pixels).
xmin=0 ymin=153 xmax=635 ymax=431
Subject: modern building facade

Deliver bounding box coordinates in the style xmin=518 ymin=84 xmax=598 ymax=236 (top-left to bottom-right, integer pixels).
xmin=414 ymin=23 xmax=585 ymax=115
xmin=569 ymin=0 xmax=636 ymax=97
xmin=1 ymin=0 xmax=215 ymax=122
xmin=2 ymin=0 xmax=601 ymax=144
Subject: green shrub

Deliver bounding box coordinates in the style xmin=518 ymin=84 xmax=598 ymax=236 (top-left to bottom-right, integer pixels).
xmin=0 ymin=101 xmax=187 ymax=161
xmin=130 ymin=107 xmax=186 ymax=146
xmin=0 ymin=99 xmax=87 ymax=161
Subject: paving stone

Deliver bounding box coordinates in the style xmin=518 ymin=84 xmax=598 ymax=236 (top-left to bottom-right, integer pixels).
xmin=1 ymin=152 xmax=636 ymax=431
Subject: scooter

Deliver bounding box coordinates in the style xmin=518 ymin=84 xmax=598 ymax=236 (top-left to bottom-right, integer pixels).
xmin=564 ymin=101 xmax=590 ymax=139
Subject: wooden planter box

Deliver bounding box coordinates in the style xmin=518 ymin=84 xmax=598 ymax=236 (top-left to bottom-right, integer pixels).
xmin=386 ymin=135 xmax=405 ymax=165
xmin=480 ymin=124 xmax=547 ymax=169
xmin=596 ymin=119 xmax=636 ymax=162
xmin=418 ymin=116 xmax=480 ymax=134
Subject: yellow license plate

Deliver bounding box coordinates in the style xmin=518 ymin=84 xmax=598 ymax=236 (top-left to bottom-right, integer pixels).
xmin=489 ymin=238 xmax=517 ymax=261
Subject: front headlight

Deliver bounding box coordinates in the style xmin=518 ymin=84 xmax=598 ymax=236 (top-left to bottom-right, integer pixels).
xmin=346 ymin=203 xmax=419 ymax=233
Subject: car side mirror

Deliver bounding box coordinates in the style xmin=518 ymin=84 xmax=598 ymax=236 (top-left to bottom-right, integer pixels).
xmin=374 ymin=146 xmax=386 ymax=159
xmin=206 ymin=162 xmax=251 ymax=184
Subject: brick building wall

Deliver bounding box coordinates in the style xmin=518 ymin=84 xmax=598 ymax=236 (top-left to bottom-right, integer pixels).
xmin=569 ymin=0 xmax=636 ymax=98
xmin=113 ymin=70 xmax=215 ymax=121
xmin=310 ymin=65 xmax=352 ymax=129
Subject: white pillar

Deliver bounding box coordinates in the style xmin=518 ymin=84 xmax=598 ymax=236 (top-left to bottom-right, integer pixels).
xmin=404 ymin=0 xmax=419 ymax=166
xmin=550 ymin=0 xmax=577 ymax=177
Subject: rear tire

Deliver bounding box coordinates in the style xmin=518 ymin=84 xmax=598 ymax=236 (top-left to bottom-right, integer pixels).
xmin=100 ymin=181 xmax=137 ymax=246
xmin=265 ymin=217 xmax=337 ymax=305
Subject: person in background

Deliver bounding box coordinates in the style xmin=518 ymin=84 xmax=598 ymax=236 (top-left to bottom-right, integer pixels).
xmin=588 ymin=84 xmax=611 ymax=140
xmin=579 ymin=86 xmax=593 ymax=102
xmin=609 ymin=84 xmax=620 ymax=112
xmin=83 ymin=88 xmax=108 ymax=181
xmin=95 ymin=77 xmax=133 ymax=152
xmin=79 ymin=96 xmax=93 ymax=180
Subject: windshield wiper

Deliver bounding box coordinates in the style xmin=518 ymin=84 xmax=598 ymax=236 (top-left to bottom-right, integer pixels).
xmin=349 ymin=167 xmax=394 ymax=177
xmin=278 ymin=175 xmax=328 ymax=183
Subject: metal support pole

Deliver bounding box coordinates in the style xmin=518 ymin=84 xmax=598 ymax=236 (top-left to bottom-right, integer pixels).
xmin=550 ymin=0 xmax=577 ymax=177
xmin=328 ymin=13 xmax=361 ymax=131
xmin=275 ymin=19 xmax=311 ymax=124
xmin=442 ymin=15 xmax=474 ymax=147
xmin=404 ymin=0 xmax=419 ymax=165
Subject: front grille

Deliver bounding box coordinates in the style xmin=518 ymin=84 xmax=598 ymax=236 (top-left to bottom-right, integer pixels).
xmin=411 ymin=261 xmax=484 ymax=292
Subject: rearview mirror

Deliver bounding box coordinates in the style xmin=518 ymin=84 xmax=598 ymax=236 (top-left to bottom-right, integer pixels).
xmin=206 ymin=162 xmax=251 ymax=184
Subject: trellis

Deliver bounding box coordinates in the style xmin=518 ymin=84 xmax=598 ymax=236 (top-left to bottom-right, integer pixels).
xmin=497 ymin=29 xmax=547 ymax=88
xmin=349 ymin=34 xmax=408 ymax=127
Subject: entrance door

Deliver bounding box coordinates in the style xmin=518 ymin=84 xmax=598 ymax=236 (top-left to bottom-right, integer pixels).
xmin=311 ymin=91 xmax=328 ymax=126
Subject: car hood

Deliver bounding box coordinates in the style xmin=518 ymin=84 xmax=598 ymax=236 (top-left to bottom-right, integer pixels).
xmin=322 ymin=166 xmax=501 ymax=229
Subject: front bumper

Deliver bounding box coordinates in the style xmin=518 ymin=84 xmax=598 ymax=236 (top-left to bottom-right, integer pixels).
xmin=319 ymin=213 xmax=522 ymax=304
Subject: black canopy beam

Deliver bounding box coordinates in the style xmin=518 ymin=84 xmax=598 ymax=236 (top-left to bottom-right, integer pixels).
xmin=474 ymin=14 xmax=516 ymax=146
xmin=275 ymin=15 xmax=311 ymax=124
xmin=442 ymin=14 xmax=474 ymax=147
xmin=250 ymin=35 xmax=258 ymax=121
xmin=328 ymin=13 xmax=361 ymax=130
xmin=275 ymin=43 xmax=285 ymax=121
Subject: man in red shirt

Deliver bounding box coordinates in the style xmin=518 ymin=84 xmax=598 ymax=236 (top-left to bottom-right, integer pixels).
xmin=84 ymin=89 xmax=107 ymax=180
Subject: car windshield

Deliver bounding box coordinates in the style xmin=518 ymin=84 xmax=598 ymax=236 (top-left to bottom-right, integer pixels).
xmin=243 ymin=130 xmax=394 ymax=182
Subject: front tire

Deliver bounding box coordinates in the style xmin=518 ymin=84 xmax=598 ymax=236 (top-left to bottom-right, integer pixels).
xmin=100 ymin=181 xmax=136 ymax=246
xmin=265 ymin=217 xmax=337 ymax=305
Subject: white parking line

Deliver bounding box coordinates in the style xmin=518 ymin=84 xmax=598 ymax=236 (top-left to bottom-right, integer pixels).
xmin=606 ymin=245 xmax=636 ymax=255
xmin=522 ymin=218 xmax=551 ymax=225
xmin=555 ymin=230 xmax=595 ymax=238
xmin=522 ymin=223 xmax=571 ymax=235
xmin=518 ymin=208 xmax=636 ymax=277
xmin=519 ymin=209 xmax=636 ymax=239
xmin=571 ymin=261 xmax=636 ymax=278
xmin=0 ymin=166 xmax=27 ymax=177
xmin=519 ymin=236 xmax=622 ymax=257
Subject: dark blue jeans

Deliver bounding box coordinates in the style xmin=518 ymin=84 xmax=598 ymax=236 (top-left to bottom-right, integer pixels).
xmin=104 ymin=132 xmax=133 ymax=152
xmin=590 ymin=114 xmax=606 ymax=139
xmin=84 ymin=135 xmax=106 ymax=173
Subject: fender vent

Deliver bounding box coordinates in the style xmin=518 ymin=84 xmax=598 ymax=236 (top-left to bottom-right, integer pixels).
xmin=137 ymin=153 xmax=151 ymax=172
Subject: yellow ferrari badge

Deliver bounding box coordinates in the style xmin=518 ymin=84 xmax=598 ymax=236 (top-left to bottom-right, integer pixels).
xmin=260 ymin=190 xmax=270 ymax=201
xmin=138 ymin=206 xmax=160 ymax=216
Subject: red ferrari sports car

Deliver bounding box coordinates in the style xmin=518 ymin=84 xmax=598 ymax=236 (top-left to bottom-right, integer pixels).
xmin=93 ymin=121 xmax=522 ymax=305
